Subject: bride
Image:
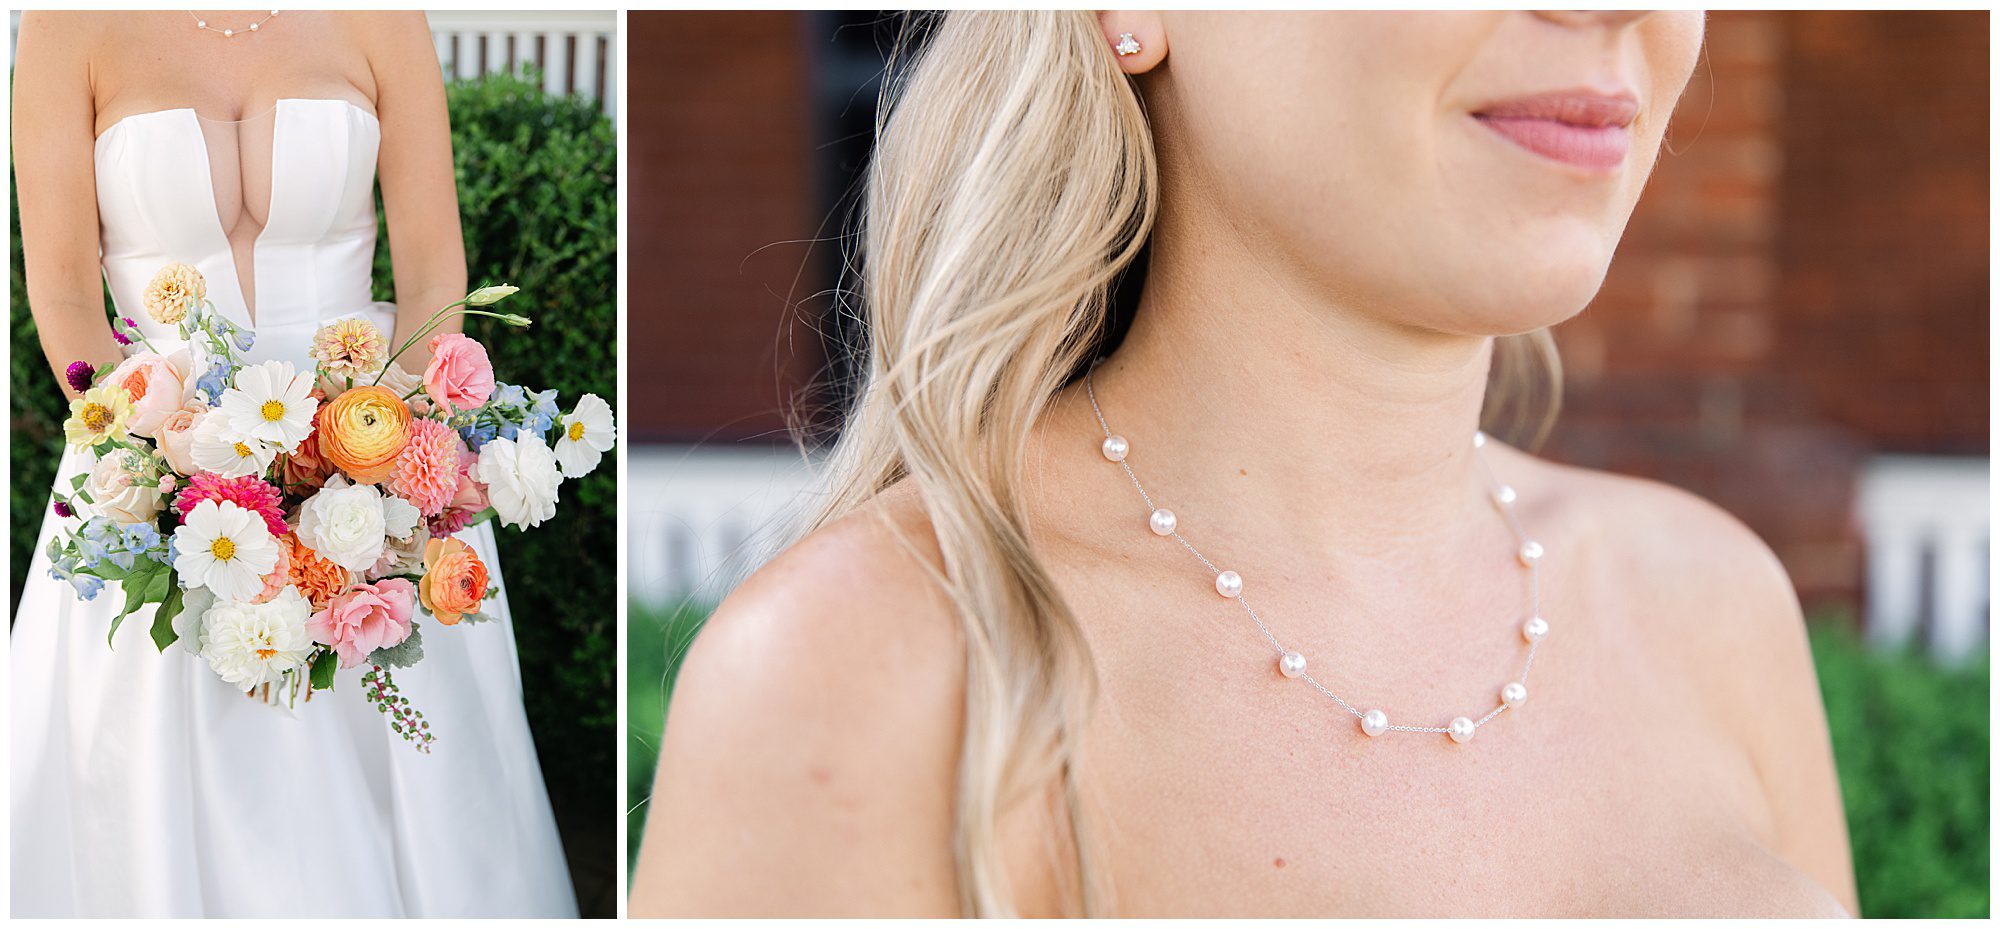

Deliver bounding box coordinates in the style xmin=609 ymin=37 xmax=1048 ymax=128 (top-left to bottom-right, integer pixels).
xmin=11 ymin=11 xmax=575 ymax=917
xmin=634 ymin=10 xmax=1857 ymax=917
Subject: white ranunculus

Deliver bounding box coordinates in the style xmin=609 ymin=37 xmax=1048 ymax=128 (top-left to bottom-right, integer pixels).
xmin=81 ymin=448 xmax=167 ymax=525
xmin=198 ymin=586 xmax=314 ymax=690
xmin=552 ymin=393 xmax=617 ymax=479
xmin=297 ymin=475 xmax=424 ymax=572
xmin=473 ymin=436 xmax=563 ymax=530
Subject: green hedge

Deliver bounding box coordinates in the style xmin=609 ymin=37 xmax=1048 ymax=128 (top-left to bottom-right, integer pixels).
xmin=1811 ymin=622 xmax=1989 ymax=917
xmin=11 ymin=71 xmax=616 ymax=913
xmin=627 ymin=606 xmax=1988 ymax=916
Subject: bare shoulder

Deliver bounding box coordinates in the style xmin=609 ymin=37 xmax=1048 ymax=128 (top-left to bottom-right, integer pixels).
xmin=1499 ymin=444 xmax=1856 ymax=908
xmin=631 ymin=482 xmax=965 ymax=915
xmin=1501 ymin=444 xmax=1804 ymax=659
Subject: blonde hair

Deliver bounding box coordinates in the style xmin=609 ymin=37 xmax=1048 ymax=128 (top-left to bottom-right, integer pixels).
xmin=788 ymin=10 xmax=1559 ymax=916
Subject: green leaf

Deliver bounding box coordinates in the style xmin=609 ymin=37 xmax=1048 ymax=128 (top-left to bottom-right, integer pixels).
xmin=309 ymin=649 xmax=339 ymax=692
xmin=106 ymin=564 xmax=171 ymax=648
xmin=150 ymin=581 xmax=185 ymax=652
xmin=69 ymin=473 xmax=88 ymax=490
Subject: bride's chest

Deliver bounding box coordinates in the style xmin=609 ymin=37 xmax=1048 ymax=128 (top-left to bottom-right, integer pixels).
xmin=1058 ymin=580 xmax=1837 ymax=916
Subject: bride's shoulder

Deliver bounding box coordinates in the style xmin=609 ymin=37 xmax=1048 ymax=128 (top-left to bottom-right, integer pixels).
xmin=1503 ymin=443 xmax=1808 ymax=670
xmin=697 ymin=479 xmax=963 ymax=689
xmin=641 ymin=481 xmax=962 ymax=910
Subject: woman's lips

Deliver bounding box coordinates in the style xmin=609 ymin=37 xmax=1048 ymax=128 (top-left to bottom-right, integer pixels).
xmin=1472 ymin=91 xmax=1639 ymax=173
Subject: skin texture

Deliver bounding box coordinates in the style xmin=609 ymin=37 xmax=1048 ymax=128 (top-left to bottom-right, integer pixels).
xmin=12 ymin=10 xmax=466 ymax=397
xmin=635 ymin=11 xmax=1858 ymax=917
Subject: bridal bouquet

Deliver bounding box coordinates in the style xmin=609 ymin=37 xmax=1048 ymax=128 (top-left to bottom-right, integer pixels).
xmin=43 ymin=263 xmax=617 ymax=751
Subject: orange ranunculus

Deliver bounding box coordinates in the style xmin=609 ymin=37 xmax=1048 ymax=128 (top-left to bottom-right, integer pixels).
xmin=316 ymin=384 xmax=410 ymax=484
xmin=285 ymin=533 xmax=355 ymax=612
xmin=418 ymin=537 xmax=488 ymax=626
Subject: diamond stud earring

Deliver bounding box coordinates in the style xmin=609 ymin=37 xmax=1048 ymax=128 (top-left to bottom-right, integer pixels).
xmin=1114 ymin=33 xmax=1142 ymax=57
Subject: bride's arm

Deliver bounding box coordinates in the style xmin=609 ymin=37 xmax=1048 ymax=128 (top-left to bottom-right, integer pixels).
xmin=13 ymin=12 xmax=121 ymax=398
xmin=363 ymin=12 xmax=467 ymax=368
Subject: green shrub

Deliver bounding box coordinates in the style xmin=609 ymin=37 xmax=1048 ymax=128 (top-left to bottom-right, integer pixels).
xmin=1811 ymin=622 xmax=1989 ymax=917
xmin=11 ymin=70 xmax=616 ymax=911
xmin=626 ymin=600 xmax=710 ymax=870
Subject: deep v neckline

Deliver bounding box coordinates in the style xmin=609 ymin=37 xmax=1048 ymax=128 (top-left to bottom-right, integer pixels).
xmin=95 ymin=99 xmax=379 ymax=330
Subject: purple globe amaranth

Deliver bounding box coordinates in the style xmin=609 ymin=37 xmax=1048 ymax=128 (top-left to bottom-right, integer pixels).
xmin=64 ymin=361 xmax=94 ymax=393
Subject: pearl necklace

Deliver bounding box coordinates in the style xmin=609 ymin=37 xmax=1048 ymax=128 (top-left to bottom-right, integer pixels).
xmin=1084 ymin=372 xmax=1549 ymax=744
xmin=186 ymin=10 xmax=280 ymax=39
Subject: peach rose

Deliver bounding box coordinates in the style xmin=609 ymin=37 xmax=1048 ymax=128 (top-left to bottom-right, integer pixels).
xmin=251 ymin=536 xmax=297 ymax=605
xmin=105 ymin=349 xmax=192 ymax=438
xmin=155 ymin=401 xmax=210 ymax=475
xmin=422 ymin=333 xmax=495 ymax=413
xmin=418 ymin=537 xmax=488 ymax=626
xmin=316 ymin=385 xmax=410 ymax=484
xmin=446 ymin=437 xmax=489 ymax=513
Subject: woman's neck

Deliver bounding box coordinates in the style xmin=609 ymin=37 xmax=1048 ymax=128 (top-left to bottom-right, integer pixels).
xmin=1084 ymin=213 xmax=1500 ymax=561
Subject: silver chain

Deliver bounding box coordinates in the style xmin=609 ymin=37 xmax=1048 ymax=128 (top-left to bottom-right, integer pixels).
xmin=1083 ymin=366 xmax=1547 ymax=742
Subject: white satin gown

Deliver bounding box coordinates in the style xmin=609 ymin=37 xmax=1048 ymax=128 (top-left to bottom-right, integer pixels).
xmin=11 ymin=98 xmax=577 ymax=917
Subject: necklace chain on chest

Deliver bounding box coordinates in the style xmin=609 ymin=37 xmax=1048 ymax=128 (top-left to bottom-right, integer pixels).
xmin=1084 ymin=369 xmax=1550 ymax=744
xmin=186 ymin=10 xmax=280 ymax=39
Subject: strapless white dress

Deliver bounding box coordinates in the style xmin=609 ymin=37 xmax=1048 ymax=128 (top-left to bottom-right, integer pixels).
xmin=11 ymin=98 xmax=577 ymax=917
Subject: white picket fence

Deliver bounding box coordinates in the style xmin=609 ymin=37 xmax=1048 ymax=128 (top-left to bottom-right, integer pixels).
xmin=628 ymin=445 xmax=820 ymax=610
xmin=1856 ymin=455 xmax=1990 ymax=662
xmin=427 ymin=10 xmax=617 ymax=122
xmin=8 ymin=11 xmax=616 ymax=123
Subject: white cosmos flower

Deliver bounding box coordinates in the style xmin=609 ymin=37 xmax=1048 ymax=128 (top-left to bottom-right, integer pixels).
xmin=219 ymin=360 xmax=318 ymax=451
xmin=297 ymin=474 xmax=423 ymax=572
xmin=198 ymin=586 xmax=314 ymax=690
xmin=189 ymin=413 xmax=278 ymax=478
xmin=552 ymin=393 xmax=617 ymax=479
xmin=474 ymin=436 xmax=563 ymax=529
xmin=172 ymin=499 xmax=280 ymax=602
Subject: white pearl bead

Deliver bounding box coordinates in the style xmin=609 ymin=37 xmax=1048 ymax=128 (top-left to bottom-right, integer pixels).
xmin=223 ymin=29 xmax=233 ymax=36
xmin=1502 ymin=681 xmax=1528 ymax=707
xmin=1517 ymin=540 xmax=1544 ymax=565
xmin=1523 ymin=616 xmax=1549 ymax=642
xmin=1492 ymin=484 xmax=1517 ymax=507
xmin=196 ymin=20 xmax=207 ymax=28
xmin=1448 ymin=716 xmax=1476 ymax=743
xmin=1278 ymin=651 xmax=1307 ymax=678
xmin=1149 ymin=508 xmax=1177 ymax=536
xmin=248 ymin=22 xmax=258 ymax=31
xmin=1100 ymin=434 xmax=1129 ymax=462
xmin=1472 ymin=431 xmax=1487 ymax=448
xmin=1361 ymin=709 xmax=1388 ymax=737
xmin=1214 ymin=570 xmax=1242 ymax=599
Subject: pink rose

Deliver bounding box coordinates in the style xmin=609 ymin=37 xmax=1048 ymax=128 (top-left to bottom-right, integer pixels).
xmin=106 ymin=350 xmax=192 ymax=438
xmin=422 ymin=333 xmax=495 ymax=413
xmin=155 ymin=402 xmax=209 ymax=475
xmin=305 ymin=578 xmax=416 ymax=668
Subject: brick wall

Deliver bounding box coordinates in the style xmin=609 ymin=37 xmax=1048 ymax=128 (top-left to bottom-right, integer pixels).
xmin=627 ymin=11 xmax=824 ymax=443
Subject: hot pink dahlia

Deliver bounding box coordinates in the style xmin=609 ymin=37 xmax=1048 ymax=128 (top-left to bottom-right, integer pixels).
xmin=389 ymin=418 xmax=462 ymax=517
xmin=175 ymin=473 xmax=289 ymax=538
